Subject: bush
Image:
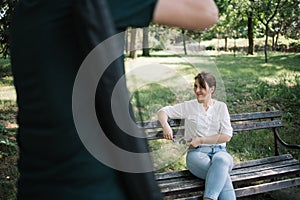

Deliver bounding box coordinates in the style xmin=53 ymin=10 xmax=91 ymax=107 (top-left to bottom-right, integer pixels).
xmin=276 ymin=43 xmax=287 ymax=52
xmin=205 ymin=45 xmax=215 ymax=50
xmin=288 ymin=42 xmax=300 ymax=52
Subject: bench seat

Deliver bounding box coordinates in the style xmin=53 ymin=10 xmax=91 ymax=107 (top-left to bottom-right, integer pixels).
xmin=156 ymin=154 xmax=300 ymax=199
xmin=138 ymin=110 xmax=300 ymax=199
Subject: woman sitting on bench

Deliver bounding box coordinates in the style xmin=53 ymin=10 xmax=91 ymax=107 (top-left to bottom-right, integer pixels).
xmin=158 ymin=72 xmax=236 ymax=200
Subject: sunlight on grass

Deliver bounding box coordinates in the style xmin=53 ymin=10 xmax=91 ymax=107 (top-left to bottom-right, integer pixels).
xmin=0 ymin=86 xmax=16 ymax=101
xmin=150 ymin=139 xmax=188 ymax=171
xmin=260 ymin=72 xmax=300 ymax=86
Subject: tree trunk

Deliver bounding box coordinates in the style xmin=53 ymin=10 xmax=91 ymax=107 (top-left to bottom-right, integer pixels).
xmin=272 ymin=34 xmax=275 ymax=51
xmin=142 ymin=27 xmax=150 ymax=56
xmin=198 ymin=33 xmax=202 ymax=51
xmin=129 ymin=28 xmax=137 ymax=59
xmin=182 ymin=29 xmax=187 ymax=55
xmin=247 ymin=8 xmax=254 ymax=55
xmin=275 ymin=32 xmax=280 ymax=51
xmin=264 ymin=25 xmax=269 ymax=63
xmin=198 ymin=34 xmax=202 ymax=47
xmin=224 ymin=36 xmax=228 ymax=52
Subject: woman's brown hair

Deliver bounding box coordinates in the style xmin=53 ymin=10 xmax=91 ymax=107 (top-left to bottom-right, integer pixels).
xmin=194 ymin=71 xmax=216 ymax=93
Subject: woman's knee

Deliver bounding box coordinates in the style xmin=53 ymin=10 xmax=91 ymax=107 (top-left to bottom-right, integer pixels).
xmin=186 ymin=152 xmax=210 ymax=178
xmin=187 ymin=153 xmax=209 ymax=168
xmin=212 ymin=152 xmax=233 ymax=168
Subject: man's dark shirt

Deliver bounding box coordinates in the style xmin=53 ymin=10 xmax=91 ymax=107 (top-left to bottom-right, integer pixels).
xmin=10 ymin=0 xmax=160 ymax=199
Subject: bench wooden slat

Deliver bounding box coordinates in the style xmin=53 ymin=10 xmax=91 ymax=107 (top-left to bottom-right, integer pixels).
xmin=231 ymin=159 xmax=299 ymax=177
xmin=232 ymin=164 xmax=300 ymax=183
xmin=175 ymin=195 xmax=201 ymax=200
xmin=230 ymin=110 xmax=281 ymax=121
xmin=137 ymin=119 xmax=183 ymax=129
xmin=235 ymin=177 xmax=300 ymax=197
xmin=146 ymin=120 xmax=283 ymax=139
xmin=159 ymin=179 xmax=204 ymax=194
xmin=159 ymin=164 xmax=300 ymax=193
xmin=157 ymin=154 xmax=300 ymax=197
xmin=137 ymin=111 xmax=282 ymax=129
xmin=232 ymin=120 xmax=283 ymax=132
xmin=156 ymin=154 xmax=294 ymax=181
xmin=139 ymin=111 xmax=284 ymax=140
xmin=147 ymin=129 xmax=185 ymax=140
xmin=159 ymin=165 xmax=300 ymax=197
xmin=156 ymin=169 xmax=191 ymax=181
xmin=173 ymin=177 xmax=300 ymax=199
xmin=233 ymin=154 xmax=294 ymax=169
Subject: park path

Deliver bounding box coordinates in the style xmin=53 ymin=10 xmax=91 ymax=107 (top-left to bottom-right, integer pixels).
xmin=0 ymin=86 xmax=16 ymax=101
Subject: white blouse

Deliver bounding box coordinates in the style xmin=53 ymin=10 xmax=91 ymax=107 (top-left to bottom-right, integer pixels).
xmin=158 ymin=99 xmax=233 ymax=146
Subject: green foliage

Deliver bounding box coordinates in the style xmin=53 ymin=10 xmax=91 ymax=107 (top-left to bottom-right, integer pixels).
xmin=0 ymin=100 xmax=17 ymax=158
xmin=0 ymin=182 xmax=17 ymax=200
xmin=202 ymin=0 xmax=299 ymax=51
xmin=0 ymin=0 xmax=18 ymax=58
xmin=0 ymin=122 xmax=18 ymax=200
xmin=0 ymin=130 xmax=17 ymax=157
xmin=205 ymin=45 xmax=216 ymax=51
xmin=272 ymin=0 xmax=300 ymax=40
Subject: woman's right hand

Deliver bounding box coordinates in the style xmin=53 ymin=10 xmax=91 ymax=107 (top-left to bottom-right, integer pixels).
xmin=163 ymin=125 xmax=173 ymax=140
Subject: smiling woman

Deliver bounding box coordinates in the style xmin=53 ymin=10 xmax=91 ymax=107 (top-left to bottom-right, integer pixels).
xmin=158 ymin=71 xmax=235 ymax=200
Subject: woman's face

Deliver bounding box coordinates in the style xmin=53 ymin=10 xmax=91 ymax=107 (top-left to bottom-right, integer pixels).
xmin=193 ymin=80 xmax=213 ymax=103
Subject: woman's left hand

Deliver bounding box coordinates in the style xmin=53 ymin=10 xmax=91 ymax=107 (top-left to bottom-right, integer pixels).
xmin=186 ymin=137 xmax=203 ymax=148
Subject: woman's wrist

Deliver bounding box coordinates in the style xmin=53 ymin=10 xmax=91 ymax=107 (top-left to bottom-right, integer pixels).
xmin=196 ymin=137 xmax=203 ymax=145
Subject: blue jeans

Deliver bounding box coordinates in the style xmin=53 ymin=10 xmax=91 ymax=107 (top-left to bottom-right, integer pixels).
xmin=186 ymin=145 xmax=236 ymax=200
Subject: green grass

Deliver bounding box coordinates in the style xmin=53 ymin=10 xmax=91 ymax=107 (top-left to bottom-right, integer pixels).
xmin=217 ymin=53 xmax=300 ymax=162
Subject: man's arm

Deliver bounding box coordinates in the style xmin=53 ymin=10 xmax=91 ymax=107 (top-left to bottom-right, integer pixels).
xmin=152 ymin=0 xmax=219 ymax=30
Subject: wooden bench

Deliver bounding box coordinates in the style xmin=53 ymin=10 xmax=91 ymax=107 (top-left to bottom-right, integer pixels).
xmin=137 ymin=110 xmax=300 ymax=199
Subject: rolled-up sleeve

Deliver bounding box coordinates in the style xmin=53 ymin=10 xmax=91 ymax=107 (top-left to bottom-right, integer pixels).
xmin=219 ymin=103 xmax=233 ymax=136
xmin=107 ymin=0 xmax=158 ymax=30
xmin=158 ymin=103 xmax=186 ymax=119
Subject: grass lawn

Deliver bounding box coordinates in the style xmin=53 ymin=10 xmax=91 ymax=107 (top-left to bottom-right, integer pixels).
xmin=0 ymin=50 xmax=299 ymax=199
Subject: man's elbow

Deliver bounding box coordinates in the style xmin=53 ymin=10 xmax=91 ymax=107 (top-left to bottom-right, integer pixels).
xmin=208 ymin=10 xmax=219 ymax=28
xmin=195 ymin=9 xmax=219 ymax=30
xmin=207 ymin=1 xmax=219 ymax=27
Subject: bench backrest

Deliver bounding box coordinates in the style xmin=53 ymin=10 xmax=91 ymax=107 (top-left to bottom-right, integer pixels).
xmin=137 ymin=110 xmax=283 ymax=140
